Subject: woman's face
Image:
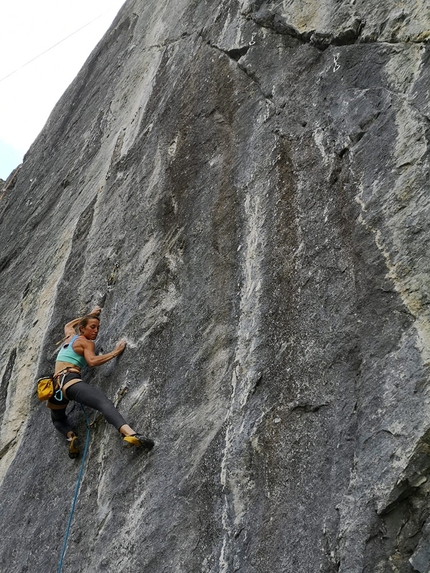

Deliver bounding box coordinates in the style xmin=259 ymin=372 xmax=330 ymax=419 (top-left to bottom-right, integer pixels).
xmin=80 ymin=319 xmax=100 ymax=340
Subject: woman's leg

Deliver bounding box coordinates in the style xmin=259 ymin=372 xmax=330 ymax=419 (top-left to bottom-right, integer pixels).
xmin=48 ymin=373 xmax=77 ymax=437
xmin=50 ymin=406 xmax=80 ymax=458
xmin=66 ymin=381 xmax=128 ymax=431
xmin=50 ymin=407 xmax=74 ymax=437
xmin=67 ymin=381 xmax=154 ymax=450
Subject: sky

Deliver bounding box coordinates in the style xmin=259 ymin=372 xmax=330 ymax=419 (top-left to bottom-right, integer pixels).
xmin=0 ymin=0 xmax=125 ymax=180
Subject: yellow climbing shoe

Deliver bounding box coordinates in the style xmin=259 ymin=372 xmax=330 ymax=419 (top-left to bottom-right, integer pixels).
xmin=123 ymin=434 xmax=154 ymax=450
xmin=68 ymin=435 xmax=80 ymax=459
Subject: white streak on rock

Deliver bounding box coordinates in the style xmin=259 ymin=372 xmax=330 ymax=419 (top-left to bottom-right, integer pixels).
xmin=219 ymin=188 xmax=266 ymax=572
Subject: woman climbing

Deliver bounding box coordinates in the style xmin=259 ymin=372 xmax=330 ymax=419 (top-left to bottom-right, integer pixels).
xmin=48 ymin=306 xmax=154 ymax=458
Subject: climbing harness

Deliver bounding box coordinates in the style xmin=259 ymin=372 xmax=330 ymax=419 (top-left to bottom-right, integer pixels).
xmin=37 ymin=367 xmax=80 ymax=402
xmin=57 ymin=406 xmax=91 ymax=573
xmin=53 ymin=371 xmax=67 ymax=402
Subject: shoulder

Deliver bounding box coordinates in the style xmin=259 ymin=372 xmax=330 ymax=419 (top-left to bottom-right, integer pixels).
xmin=74 ymin=336 xmax=94 ymax=348
xmin=72 ymin=335 xmax=95 ymax=357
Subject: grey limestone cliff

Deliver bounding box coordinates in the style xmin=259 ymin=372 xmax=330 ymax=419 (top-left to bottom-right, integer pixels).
xmin=1 ymin=1 xmax=430 ymax=571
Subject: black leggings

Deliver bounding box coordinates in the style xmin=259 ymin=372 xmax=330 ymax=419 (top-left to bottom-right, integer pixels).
xmin=50 ymin=380 xmax=127 ymax=437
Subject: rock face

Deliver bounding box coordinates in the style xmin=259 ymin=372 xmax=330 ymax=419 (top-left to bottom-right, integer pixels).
xmin=1 ymin=1 xmax=430 ymax=571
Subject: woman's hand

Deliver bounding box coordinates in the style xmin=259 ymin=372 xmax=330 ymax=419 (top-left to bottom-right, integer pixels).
xmin=114 ymin=339 xmax=127 ymax=356
xmin=90 ymin=306 xmax=102 ymax=316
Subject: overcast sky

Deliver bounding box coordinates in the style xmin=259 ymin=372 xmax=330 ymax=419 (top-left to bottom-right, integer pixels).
xmin=0 ymin=0 xmax=125 ymax=180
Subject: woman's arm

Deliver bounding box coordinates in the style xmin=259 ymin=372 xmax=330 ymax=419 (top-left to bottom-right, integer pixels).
xmin=64 ymin=317 xmax=80 ymax=338
xmin=79 ymin=338 xmax=126 ymax=368
xmin=63 ymin=307 xmax=102 ymax=338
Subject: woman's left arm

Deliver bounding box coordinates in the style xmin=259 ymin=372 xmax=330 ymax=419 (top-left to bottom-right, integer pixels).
xmin=80 ymin=338 xmax=126 ymax=367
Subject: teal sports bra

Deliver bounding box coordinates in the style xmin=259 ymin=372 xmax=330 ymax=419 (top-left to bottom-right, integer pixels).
xmin=56 ymin=335 xmax=88 ymax=369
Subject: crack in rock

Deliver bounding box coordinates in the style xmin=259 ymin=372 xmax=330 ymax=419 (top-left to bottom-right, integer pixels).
xmin=248 ymin=7 xmax=428 ymax=48
xmin=207 ymin=40 xmax=275 ymax=103
xmin=249 ymin=8 xmax=366 ymax=50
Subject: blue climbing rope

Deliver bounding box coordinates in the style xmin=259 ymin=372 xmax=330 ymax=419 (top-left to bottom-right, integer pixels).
xmin=57 ymin=406 xmax=91 ymax=573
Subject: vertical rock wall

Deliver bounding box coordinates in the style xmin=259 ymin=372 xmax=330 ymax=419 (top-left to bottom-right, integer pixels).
xmin=0 ymin=1 xmax=429 ymax=571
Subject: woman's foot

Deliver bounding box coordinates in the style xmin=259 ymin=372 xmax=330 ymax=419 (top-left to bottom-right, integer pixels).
xmin=67 ymin=434 xmax=80 ymax=459
xmin=123 ymin=434 xmax=154 ymax=450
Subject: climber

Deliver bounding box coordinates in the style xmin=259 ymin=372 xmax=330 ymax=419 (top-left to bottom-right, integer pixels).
xmin=48 ymin=306 xmax=154 ymax=458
